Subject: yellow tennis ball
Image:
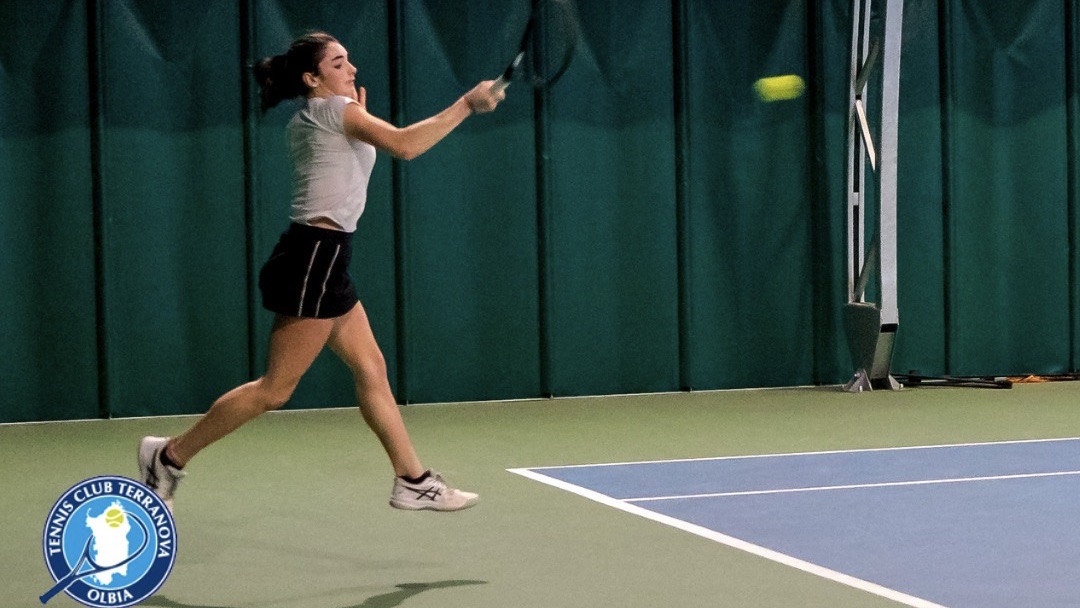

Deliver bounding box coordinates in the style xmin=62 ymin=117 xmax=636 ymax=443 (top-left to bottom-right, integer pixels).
xmin=754 ymin=75 xmax=805 ymax=102
xmin=105 ymin=507 xmax=125 ymax=528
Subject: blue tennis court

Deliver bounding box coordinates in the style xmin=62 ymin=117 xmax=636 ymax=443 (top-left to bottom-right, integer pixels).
xmin=510 ymin=437 xmax=1080 ymax=608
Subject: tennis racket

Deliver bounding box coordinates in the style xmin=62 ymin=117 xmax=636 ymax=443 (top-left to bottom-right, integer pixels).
xmin=40 ymin=512 xmax=150 ymax=604
xmin=490 ymin=0 xmax=580 ymax=93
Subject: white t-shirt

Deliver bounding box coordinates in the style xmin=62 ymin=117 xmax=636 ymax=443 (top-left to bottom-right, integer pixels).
xmin=287 ymin=95 xmax=377 ymax=233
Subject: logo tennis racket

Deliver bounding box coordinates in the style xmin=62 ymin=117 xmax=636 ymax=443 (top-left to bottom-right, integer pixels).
xmin=41 ymin=476 xmax=177 ymax=607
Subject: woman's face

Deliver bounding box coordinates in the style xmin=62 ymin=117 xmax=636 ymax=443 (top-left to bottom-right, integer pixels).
xmin=311 ymin=42 xmax=357 ymax=99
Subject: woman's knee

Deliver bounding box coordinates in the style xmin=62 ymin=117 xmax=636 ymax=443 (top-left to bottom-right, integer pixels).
xmin=352 ymin=351 xmax=389 ymax=386
xmin=253 ymin=377 xmax=298 ymax=411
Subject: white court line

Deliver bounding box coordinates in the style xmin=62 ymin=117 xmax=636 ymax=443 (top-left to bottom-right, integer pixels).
xmin=526 ymin=436 xmax=1080 ymax=470
xmin=624 ymin=469 xmax=1080 ymax=502
xmin=508 ymin=467 xmax=949 ymax=608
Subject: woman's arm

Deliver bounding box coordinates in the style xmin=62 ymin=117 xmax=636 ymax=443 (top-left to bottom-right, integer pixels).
xmin=343 ymin=81 xmax=503 ymax=160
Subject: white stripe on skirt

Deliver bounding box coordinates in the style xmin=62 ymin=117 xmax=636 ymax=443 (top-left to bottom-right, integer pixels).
xmin=313 ymin=244 xmax=342 ymax=317
xmin=297 ymin=241 xmax=322 ymax=316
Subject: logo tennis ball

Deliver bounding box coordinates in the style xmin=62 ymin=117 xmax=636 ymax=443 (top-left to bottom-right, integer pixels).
xmin=104 ymin=507 xmax=125 ymax=528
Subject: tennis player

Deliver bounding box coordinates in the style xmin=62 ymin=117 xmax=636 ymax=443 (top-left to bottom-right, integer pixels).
xmin=138 ymin=31 xmax=504 ymax=513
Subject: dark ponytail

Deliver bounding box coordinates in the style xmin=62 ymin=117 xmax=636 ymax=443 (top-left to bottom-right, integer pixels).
xmin=253 ymin=31 xmax=339 ymax=113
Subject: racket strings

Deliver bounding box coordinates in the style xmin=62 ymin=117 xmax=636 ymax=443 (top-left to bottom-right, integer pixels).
xmin=523 ymin=0 xmax=578 ymax=87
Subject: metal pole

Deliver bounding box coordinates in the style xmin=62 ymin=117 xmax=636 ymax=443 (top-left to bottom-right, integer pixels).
xmin=843 ymin=0 xmax=903 ymax=392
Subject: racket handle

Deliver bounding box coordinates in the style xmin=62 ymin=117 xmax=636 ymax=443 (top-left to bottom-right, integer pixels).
xmin=490 ymin=76 xmax=511 ymax=94
xmin=40 ymin=577 xmax=72 ymax=604
xmin=490 ymin=52 xmax=522 ymax=95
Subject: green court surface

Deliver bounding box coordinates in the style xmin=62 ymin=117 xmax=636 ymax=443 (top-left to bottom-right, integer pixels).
xmin=6 ymin=382 xmax=1079 ymax=608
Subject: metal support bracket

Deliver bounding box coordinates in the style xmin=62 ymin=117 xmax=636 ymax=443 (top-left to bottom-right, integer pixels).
xmin=843 ymin=0 xmax=904 ymax=392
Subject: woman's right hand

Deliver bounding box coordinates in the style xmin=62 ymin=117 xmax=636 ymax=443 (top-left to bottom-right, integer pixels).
xmin=463 ymin=80 xmax=506 ymax=114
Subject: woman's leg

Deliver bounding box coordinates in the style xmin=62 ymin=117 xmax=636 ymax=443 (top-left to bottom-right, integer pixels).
xmin=326 ymin=302 xmax=424 ymax=478
xmin=326 ymin=302 xmax=478 ymax=511
xmin=166 ymin=314 xmax=335 ymax=466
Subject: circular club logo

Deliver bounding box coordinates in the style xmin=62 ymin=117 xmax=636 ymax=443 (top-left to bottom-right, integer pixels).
xmin=41 ymin=476 xmax=177 ymax=607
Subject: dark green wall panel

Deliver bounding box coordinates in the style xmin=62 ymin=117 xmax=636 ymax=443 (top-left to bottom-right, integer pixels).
xmin=99 ymin=0 xmax=249 ymax=416
xmin=944 ymin=1 xmax=1071 ymax=376
xmin=892 ymin=0 xmax=947 ymax=377
xmin=1072 ymin=0 xmax=1080 ymax=373
xmin=544 ymin=2 xmax=680 ymax=396
xmin=0 ymin=1 xmax=99 ymax=422
xmin=807 ymin=0 xmax=858 ymax=385
xmin=398 ymin=2 xmax=541 ymax=403
xmin=684 ymin=1 xmax=816 ymax=389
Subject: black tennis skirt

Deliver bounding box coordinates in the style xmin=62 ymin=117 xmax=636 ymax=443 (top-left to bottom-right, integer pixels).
xmin=259 ymin=223 xmax=357 ymax=319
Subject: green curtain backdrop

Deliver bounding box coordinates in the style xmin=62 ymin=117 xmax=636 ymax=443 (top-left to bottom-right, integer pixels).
xmin=893 ymin=0 xmax=948 ymax=378
xmin=941 ymin=1 xmax=1072 ymax=376
xmin=546 ymin=1 xmax=680 ymax=396
xmin=397 ymin=3 xmax=542 ymax=403
xmin=97 ymin=0 xmax=249 ymax=417
xmin=684 ymin=2 xmax=818 ymax=390
xmin=0 ymin=1 xmax=99 ymax=422
xmin=4 ymin=0 xmax=1080 ymax=422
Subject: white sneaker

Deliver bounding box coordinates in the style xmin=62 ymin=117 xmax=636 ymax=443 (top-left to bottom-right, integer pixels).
xmin=389 ymin=472 xmax=479 ymax=511
xmin=137 ymin=436 xmax=185 ymax=512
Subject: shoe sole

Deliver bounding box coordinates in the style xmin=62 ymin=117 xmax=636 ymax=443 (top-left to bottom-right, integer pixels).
xmin=389 ymin=496 xmax=479 ymax=511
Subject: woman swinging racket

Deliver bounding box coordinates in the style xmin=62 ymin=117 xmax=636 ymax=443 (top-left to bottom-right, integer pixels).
xmin=138 ymin=31 xmax=505 ymax=512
